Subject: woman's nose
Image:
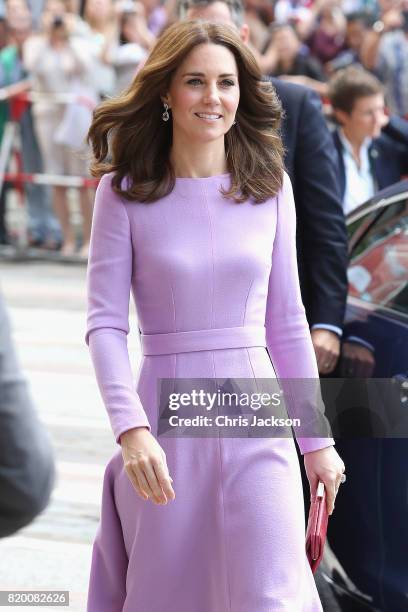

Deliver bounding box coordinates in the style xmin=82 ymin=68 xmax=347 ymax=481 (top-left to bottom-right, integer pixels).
xmin=203 ymin=84 xmax=220 ymax=104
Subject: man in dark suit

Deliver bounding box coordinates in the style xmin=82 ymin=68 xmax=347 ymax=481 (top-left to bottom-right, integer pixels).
xmin=328 ymin=66 xmax=408 ymax=213
xmin=179 ymin=0 xmax=349 ymax=375
xmin=270 ymin=78 xmax=348 ymax=366
xmin=0 ymin=292 xmax=55 ymax=537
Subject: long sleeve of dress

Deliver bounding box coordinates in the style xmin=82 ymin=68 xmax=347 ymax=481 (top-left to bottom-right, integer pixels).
xmin=265 ymin=172 xmax=335 ymax=455
xmin=86 ymin=174 xmax=151 ymax=443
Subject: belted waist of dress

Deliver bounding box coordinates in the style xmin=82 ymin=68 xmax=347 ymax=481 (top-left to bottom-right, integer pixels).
xmin=140 ymin=326 xmax=267 ymax=356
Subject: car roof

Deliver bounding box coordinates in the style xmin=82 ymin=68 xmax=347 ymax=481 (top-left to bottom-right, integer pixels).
xmin=347 ymin=179 xmax=408 ymax=225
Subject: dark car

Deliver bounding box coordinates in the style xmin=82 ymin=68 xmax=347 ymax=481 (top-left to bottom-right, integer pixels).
xmin=318 ymin=180 xmax=408 ymax=612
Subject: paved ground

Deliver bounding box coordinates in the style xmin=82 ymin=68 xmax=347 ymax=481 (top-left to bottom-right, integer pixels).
xmin=0 ymin=260 xmax=142 ymax=611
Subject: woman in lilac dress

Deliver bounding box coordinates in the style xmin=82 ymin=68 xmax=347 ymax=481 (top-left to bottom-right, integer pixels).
xmin=85 ymin=20 xmax=345 ymax=611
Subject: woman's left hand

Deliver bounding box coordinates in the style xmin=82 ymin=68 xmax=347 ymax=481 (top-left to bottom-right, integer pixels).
xmin=304 ymin=445 xmax=345 ymax=515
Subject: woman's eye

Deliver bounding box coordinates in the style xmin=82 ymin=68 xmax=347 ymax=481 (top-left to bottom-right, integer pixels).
xmin=220 ymin=79 xmax=235 ymax=87
xmin=186 ymin=78 xmax=236 ymax=87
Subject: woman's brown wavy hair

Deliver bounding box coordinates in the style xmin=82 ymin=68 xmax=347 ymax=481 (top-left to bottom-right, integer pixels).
xmin=87 ymin=20 xmax=285 ymax=204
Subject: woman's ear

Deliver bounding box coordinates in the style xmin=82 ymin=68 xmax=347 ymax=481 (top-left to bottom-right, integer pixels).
xmin=161 ymin=95 xmax=171 ymax=108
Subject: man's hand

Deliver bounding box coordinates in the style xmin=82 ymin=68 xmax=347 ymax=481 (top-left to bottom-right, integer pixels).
xmin=311 ymin=329 xmax=341 ymax=375
xmin=340 ymin=341 xmax=375 ymax=378
xmin=120 ymin=427 xmax=175 ymax=505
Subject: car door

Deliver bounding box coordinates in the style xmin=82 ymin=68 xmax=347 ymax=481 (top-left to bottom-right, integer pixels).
xmin=328 ymin=193 xmax=408 ymax=611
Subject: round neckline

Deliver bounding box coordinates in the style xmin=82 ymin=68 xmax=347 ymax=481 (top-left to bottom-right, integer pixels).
xmin=174 ymin=173 xmax=230 ymax=181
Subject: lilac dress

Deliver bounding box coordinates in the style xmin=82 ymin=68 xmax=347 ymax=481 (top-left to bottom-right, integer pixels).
xmin=85 ymin=171 xmax=334 ymax=611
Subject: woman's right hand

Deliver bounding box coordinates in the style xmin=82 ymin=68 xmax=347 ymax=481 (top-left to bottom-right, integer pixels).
xmin=120 ymin=427 xmax=176 ymax=505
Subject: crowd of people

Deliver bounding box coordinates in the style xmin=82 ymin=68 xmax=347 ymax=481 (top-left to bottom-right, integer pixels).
xmin=0 ymin=0 xmax=407 ymax=256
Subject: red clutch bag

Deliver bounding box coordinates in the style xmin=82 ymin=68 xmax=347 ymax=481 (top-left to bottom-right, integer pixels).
xmin=305 ymin=481 xmax=329 ymax=574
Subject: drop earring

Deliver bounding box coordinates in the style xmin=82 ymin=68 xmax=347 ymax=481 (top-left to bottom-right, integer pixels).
xmin=162 ymin=103 xmax=170 ymax=122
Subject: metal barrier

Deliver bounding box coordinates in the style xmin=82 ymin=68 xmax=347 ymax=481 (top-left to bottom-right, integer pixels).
xmin=0 ymin=88 xmax=98 ymax=253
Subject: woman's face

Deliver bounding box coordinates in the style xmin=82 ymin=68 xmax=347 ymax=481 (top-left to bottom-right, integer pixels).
xmin=85 ymin=0 xmax=112 ymax=21
xmin=6 ymin=0 xmax=28 ymax=20
xmin=273 ymin=27 xmax=299 ymax=59
xmin=164 ymin=43 xmax=240 ymax=145
xmin=44 ymin=0 xmax=65 ymax=16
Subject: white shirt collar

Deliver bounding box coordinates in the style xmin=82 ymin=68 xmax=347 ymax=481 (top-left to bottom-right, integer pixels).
xmin=338 ymin=129 xmax=373 ymax=159
xmin=339 ymin=128 xmax=375 ymax=215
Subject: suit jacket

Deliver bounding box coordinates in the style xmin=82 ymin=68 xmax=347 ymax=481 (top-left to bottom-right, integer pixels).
xmin=0 ymin=293 xmax=55 ymax=537
xmin=271 ymin=78 xmax=348 ymax=331
xmin=332 ymin=116 xmax=408 ymax=200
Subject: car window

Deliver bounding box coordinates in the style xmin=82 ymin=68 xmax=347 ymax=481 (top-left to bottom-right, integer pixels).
xmin=348 ymin=199 xmax=408 ymax=316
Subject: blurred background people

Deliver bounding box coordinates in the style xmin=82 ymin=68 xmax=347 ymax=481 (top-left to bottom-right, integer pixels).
xmin=0 ymin=10 xmax=62 ymax=249
xmin=261 ymin=22 xmax=328 ymax=94
xmin=242 ymin=0 xmax=271 ymax=51
xmin=0 ymin=15 xmax=7 ymax=50
xmin=104 ymin=1 xmax=150 ymax=94
xmin=0 ymin=0 xmax=405 ymax=266
xmin=274 ymin=0 xmax=313 ymax=26
xmin=329 ymin=66 xmax=408 ymax=213
xmin=5 ymin=0 xmax=30 ymax=22
xmin=139 ymin=0 xmax=168 ymax=34
xmin=306 ymin=0 xmax=347 ymax=65
xmin=80 ymin=0 xmax=117 ymax=99
xmin=24 ymin=0 xmax=95 ymax=256
xmin=361 ymin=0 xmax=408 ymax=116
xmin=327 ymin=11 xmax=370 ymax=72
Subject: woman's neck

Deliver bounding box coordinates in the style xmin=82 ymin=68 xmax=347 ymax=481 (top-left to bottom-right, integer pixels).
xmin=169 ymin=137 xmax=228 ymax=178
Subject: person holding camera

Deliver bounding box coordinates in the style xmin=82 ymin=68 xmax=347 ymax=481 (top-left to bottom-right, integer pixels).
xmin=361 ymin=0 xmax=408 ymax=117
xmin=23 ymin=0 xmax=95 ymax=256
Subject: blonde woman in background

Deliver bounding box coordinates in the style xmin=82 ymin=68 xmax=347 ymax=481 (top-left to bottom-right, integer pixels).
xmin=24 ymin=0 xmax=95 ymax=256
xmin=103 ymin=2 xmax=151 ymax=95
xmin=81 ymin=0 xmax=118 ymax=99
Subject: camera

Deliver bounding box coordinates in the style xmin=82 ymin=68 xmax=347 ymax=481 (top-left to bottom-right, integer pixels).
xmin=52 ymin=15 xmax=65 ymax=28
